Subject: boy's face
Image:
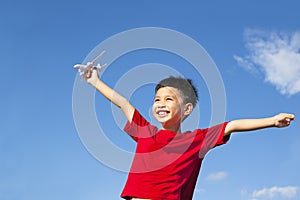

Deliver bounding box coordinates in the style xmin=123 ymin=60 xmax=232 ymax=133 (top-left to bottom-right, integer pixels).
xmin=152 ymin=86 xmax=191 ymax=130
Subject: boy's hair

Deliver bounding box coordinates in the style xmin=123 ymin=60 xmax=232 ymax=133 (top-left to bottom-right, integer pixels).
xmin=155 ymin=76 xmax=198 ymax=107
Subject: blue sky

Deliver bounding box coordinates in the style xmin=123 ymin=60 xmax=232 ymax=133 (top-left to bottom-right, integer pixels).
xmin=1 ymin=0 xmax=300 ymax=199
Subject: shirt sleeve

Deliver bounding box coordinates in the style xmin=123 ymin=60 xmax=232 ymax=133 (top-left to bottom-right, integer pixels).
xmin=123 ymin=109 xmax=158 ymax=142
xmin=198 ymin=122 xmax=230 ymax=158
xmin=213 ymin=122 xmax=230 ymax=147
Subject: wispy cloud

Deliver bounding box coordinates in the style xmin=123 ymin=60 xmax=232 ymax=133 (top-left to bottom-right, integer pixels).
xmin=205 ymin=171 xmax=228 ymax=182
xmin=234 ymin=29 xmax=300 ymax=96
xmin=251 ymin=186 xmax=298 ymax=199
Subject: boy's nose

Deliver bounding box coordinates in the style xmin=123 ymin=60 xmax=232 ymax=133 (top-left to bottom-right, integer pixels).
xmin=157 ymin=104 xmax=166 ymax=109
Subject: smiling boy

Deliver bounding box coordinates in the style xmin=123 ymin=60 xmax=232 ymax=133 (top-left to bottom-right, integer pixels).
xmin=85 ymin=68 xmax=295 ymax=200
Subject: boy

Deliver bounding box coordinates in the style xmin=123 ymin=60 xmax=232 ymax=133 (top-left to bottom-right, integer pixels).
xmin=85 ymin=67 xmax=295 ymax=200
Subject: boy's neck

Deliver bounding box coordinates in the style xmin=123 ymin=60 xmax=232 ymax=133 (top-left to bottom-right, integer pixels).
xmin=162 ymin=124 xmax=182 ymax=134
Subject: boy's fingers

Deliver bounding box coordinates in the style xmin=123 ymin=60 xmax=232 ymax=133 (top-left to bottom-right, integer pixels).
xmin=286 ymin=114 xmax=295 ymax=120
xmin=281 ymin=113 xmax=295 ymax=120
xmin=86 ymin=70 xmax=93 ymax=78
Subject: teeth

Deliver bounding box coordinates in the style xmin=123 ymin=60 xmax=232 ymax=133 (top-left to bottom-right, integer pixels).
xmin=157 ymin=110 xmax=168 ymax=117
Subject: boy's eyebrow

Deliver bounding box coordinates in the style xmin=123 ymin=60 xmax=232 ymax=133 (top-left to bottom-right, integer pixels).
xmin=154 ymin=94 xmax=178 ymax=99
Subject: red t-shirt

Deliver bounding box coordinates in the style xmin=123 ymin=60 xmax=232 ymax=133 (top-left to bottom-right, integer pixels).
xmin=121 ymin=109 xmax=230 ymax=200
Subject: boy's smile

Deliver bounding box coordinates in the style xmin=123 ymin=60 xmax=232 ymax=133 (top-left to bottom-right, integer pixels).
xmin=152 ymin=86 xmax=189 ymax=133
xmin=156 ymin=109 xmax=170 ymax=118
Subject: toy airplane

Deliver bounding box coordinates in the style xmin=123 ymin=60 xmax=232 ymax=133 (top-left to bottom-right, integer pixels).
xmin=74 ymin=50 xmax=107 ymax=80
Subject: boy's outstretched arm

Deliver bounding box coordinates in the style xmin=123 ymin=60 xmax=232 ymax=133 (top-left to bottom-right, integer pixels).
xmin=224 ymin=113 xmax=295 ymax=136
xmin=86 ymin=69 xmax=135 ymax=123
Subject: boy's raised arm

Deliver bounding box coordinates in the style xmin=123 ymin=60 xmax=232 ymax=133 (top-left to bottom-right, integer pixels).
xmin=86 ymin=69 xmax=135 ymax=123
xmin=224 ymin=113 xmax=295 ymax=136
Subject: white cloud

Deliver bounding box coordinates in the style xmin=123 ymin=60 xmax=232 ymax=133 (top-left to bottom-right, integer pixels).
xmin=252 ymin=186 xmax=298 ymax=199
xmin=205 ymin=171 xmax=228 ymax=182
xmin=235 ymin=29 xmax=300 ymax=96
xmin=233 ymin=54 xmax=259 ymax=75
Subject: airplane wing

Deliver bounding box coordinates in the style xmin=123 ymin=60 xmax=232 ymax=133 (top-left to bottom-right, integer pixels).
xmin=73 ymin=50 xmax=107 ymax=80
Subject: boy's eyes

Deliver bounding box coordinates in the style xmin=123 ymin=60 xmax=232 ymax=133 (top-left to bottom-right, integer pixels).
xmin=154 ymin=97 xmax=173 ymax=102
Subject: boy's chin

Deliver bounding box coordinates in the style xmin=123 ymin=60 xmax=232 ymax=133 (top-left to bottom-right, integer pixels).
xmin=157 ymin=119 xmax=168 ymax=125
xmin=155 ymin=116 xmax=169 ymax=123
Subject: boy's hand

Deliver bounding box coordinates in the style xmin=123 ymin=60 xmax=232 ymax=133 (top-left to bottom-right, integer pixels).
xmin=273 ymin=113 xmax=295 ymax=128
xmin=86 ymin=68 xmax=100 ymax=86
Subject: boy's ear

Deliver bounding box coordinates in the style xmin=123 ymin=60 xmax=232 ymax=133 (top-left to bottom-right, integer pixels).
xmin=184 ymin=103 xmax=193 ymax=116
